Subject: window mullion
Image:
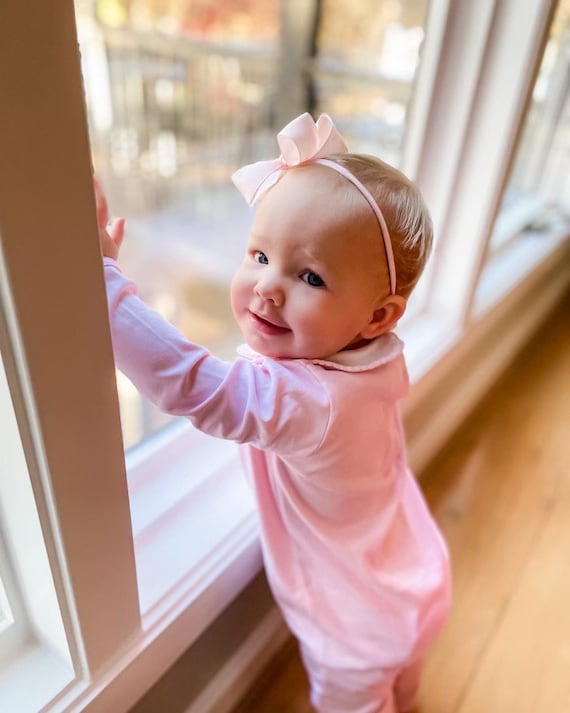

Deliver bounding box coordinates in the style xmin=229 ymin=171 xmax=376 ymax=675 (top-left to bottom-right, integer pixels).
xmin=0 ymin=0 xmax=140 ymax=678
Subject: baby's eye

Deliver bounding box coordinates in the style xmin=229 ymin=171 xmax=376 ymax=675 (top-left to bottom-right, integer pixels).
xmin=253 ymin=251 xmax=269 ymax=264
xmin=301 ymin=271 xmax=325 ymax=288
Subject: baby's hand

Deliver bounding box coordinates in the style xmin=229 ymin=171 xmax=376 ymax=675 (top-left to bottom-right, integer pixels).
xmin=94 ymin=178 xmax=125 ymax=260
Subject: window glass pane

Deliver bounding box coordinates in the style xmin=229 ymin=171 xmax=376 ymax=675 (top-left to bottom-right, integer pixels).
xmin=315 ymin=0 xmax=430 ymax=165
xmin=0 ymin=353 xmax=31 ymax=666
xmin=0 ymin=544 xmax=20 ymax=669
xmin=76 ymin=0 xmax=432 ymax=449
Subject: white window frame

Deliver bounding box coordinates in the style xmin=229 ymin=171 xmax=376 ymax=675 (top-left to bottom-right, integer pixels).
xmin=0 ymin=1 xmax=567 ymax=712
xmin=411 ymin=0 xmax=557 ymax=326
xmin=490 ymin=11 xmax=570 ymax=254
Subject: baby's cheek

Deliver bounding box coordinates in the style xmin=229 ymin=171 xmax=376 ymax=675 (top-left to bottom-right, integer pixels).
xmin=229 ymin=269 xmax=248 ymax=317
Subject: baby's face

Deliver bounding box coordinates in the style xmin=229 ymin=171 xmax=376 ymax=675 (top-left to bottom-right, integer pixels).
xmin=230 ymin=165 xmax=391 ymax=360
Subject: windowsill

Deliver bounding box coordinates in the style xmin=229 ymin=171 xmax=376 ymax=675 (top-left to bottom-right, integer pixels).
xmin=490 ymin=192 xmax=545 ymax=252
xmin=399 ymin=311 xmax=460 ymax=384
xmin=0 ymin=642 xmax=74 ymax=713
xmin=127 ymin=428 xmax=259 ymax=621
xmin=473 ymin=221 xmax=569 ymax=316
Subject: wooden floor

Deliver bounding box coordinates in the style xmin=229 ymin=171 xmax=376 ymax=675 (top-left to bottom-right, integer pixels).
xmin=232 ymin=294 xmax=570 ymax=713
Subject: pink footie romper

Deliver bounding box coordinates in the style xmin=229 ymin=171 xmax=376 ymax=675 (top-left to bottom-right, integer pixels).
xmin=105 ymin=258 xmax=451 ymax=712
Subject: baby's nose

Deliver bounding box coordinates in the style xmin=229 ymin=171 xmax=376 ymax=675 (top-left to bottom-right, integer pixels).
xmin=254 ymin=273 xmax=285 ymax=306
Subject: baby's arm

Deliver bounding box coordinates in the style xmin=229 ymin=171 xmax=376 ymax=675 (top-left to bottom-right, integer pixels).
xmin=92 ymin=179 xmax=329 ymax=452
xmin=104 ymin=262 xmax=330 ymax=452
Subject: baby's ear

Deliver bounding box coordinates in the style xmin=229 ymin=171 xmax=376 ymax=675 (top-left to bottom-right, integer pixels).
xmin=361 ymin=295 xmax=407 ymax=339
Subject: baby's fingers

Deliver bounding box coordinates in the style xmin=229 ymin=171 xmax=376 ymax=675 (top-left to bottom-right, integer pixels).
xmin=109 ymin=217 xmax=126 ymax=249
xmin=93 ymin=177 xmax=109 ymax=230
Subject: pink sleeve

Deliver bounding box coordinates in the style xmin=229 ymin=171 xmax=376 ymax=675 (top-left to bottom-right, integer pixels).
xmin=103 ymin=259 xmax=330 ymax=453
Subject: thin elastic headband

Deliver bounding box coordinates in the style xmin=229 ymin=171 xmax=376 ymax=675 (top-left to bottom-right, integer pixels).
xmin=231 ymin=113 xmax=397 ymax=294
xmin=315 ymin=158 xmax=396 ymax=294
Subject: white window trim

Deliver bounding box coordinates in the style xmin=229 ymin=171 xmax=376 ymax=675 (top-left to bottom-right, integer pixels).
xmin=0 ymin=1 xmax=567 ymax=712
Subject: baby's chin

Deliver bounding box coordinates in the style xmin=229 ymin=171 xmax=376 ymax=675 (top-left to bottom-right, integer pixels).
xmin=244 ymin=340 xmax=294 ymax=359
xmin=243 ymin=338 xmax=333 ymax=361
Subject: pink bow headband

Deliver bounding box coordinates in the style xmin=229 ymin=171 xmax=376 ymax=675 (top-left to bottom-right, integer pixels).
xmin=232 ymin=113 xmax=397 ymax=294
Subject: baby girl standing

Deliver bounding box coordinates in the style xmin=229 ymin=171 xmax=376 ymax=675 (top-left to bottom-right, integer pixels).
xmin=97 ymin=113 xmax=451 ymax=713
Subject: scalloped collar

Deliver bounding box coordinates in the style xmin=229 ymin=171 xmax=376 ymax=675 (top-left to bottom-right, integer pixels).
xmin=237 ymin=332 xmax=404 ymax=373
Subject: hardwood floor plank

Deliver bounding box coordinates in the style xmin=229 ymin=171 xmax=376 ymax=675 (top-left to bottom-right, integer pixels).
xmin=457 ymin=468 xmax=570 ymax=712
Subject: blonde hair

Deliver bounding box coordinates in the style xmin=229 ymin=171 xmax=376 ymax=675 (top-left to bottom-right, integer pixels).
xmin=330 ymin=153 xmax=433 ymax=297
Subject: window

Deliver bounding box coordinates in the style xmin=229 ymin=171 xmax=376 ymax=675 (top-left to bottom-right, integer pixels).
xmin=498 ymin=0 xmax=570 ymax=227
xmin=0 ymin=270 xmax=74 ymax=710
xmin=0 ymin=1 xmax=567 ymax=711
xmin=405 ymin=0 xmax=566 ymax=337
xmin=74 ymin=0 xmax=440 ymax=626
xmin=474 ymin=0 xmax=570 ymax=315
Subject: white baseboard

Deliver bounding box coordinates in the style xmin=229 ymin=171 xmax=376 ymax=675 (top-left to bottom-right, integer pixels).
xmin=183 ymin=607 xmax=290 ymax=713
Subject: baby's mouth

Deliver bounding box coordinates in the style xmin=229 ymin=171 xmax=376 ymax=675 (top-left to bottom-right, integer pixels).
xmin=249 ymin=311 xmax=291 ymax=334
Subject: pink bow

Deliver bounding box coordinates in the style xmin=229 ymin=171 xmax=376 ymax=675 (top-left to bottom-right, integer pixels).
xmin=232 ymin=112 xmax=397 ymax=294
xmin=232 ymin=113 xmax=348 ymax=205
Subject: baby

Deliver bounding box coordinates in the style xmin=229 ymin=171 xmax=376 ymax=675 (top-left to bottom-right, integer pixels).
xmin=97 ymin=113 xmax=451 ymax=713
